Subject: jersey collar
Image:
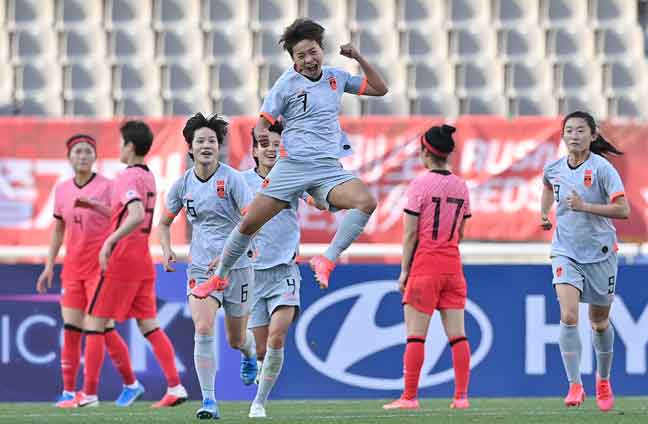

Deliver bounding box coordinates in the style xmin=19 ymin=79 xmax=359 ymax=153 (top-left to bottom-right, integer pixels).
xmin=127 ymin=164 xmax=150 ymax=172
xmin=73 ymin=172 xmax=96 ymax=189
xmin=430 ymin=169 xmax=452 ymax=175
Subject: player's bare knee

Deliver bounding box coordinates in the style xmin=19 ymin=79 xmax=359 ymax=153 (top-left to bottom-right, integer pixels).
xmin=590 ymin=318 xmax=609 ymax=332
xmin=267 ymin=333 xmax=286 ymax=350
xmin=136 ymin=318 xmax=159 ymax=335
xmin=194 ymin=320 xmax=214 ymax=336
xmin=561 ymin=311 xmax=579 ymax=326
xmin=256 ymin=344 xmax=267 ymax=360
xmin=357 ymin=193 xmax=377 ymax=214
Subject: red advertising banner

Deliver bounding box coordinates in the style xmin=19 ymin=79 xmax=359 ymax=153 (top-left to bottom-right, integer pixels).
xmin=1 ymin=116 xmax=645 ymax=252
xmin=228 ymin=116 xmax=647 ymax=243
xmin=0 ymin=117 xmax=189 ymax=248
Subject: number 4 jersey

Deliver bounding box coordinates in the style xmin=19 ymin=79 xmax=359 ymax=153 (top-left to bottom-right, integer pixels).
xmin=105 ymin=164 xmax=156 ymax=281
xmin=404 ymin=170 xmax=472 ymax=275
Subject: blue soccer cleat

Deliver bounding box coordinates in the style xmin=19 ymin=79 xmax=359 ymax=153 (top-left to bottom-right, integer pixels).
xmin=54 ymin=391 xmax=75 ymax=407
xmin=115 ymin=382 xmax=145 ymax=407
xmin=196 ymin=398 xmax=220 ymax=419
xmin=240 ymin=354 xmax=258 ymax=386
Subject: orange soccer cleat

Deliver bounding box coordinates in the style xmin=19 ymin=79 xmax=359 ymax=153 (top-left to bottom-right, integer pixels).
xmin=450 ymin=397 xmax=470 ymax=409
xmin=596 ymin=378 xmax=615 ymax=412
xmin=151 ymin=385 xmax=188 ymax=408
xmin=382 ymin=397 xmax=420 ymax=410
xmin=564 ymin=383 xmax=586 ymax=407
xmin=309 ymin=255 xmax=335 ymax=289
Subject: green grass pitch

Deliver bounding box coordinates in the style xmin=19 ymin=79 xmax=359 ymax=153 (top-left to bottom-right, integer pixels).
xmin=1 ymin=398 xmax=647 ymax=423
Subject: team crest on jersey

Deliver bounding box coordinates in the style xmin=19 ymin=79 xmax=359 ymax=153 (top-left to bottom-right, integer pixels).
xmin=328 ymin=76 xmax=337 ymax=90
xmin=216 ymin=180 xmax=225 ymax=198
xmin=262 ymin=178 xmax=270 ymax=189
xmin=125 ymin=190 xmax=137 ymax=199
xmin=556 ymin=266 xmax=563 ymax=277
xmin=584 ymin=169 xmax=593 ymax=187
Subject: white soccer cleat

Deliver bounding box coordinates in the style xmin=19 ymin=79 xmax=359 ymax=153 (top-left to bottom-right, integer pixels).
xmin=249 ymin=402 xmax=267 ymax=418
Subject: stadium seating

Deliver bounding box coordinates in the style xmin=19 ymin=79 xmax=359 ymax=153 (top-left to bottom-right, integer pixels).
xmin=0 ymin=0 xmax=646 ymax=118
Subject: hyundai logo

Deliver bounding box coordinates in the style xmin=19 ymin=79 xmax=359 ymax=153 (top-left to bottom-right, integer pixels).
xmin=295 ymin=280 xmax=493 ymax=390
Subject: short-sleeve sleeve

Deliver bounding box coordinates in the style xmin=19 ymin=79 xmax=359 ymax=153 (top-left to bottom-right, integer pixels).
xmin=230 ymin=172 xmax=253 ymax=215
xmin=339 ymin=68 xmax=367 ymax=95
xmin=404 ymin=179 xmax=423 ymax=216
xmin=116 ymin=172 xmax=143 ymax=206
xmin=260 ymin=78 xmax=287 ymax=125
xmin=53 ymin=184 xmax=63 ymax=220
xmin=164 ymin=177 xmax=184 ymax=218
xmin=602 ymin=163 xmax=625 ymax=202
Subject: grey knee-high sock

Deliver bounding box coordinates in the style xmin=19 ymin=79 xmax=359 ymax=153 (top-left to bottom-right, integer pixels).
xmin=194 ymin=334 xmax=216 ymax=401
xmin=323 ymin=209 xmax=371 ymax=262
xmin=253 ymin=347 xmax=284 ymax=406
xmin=239 ymin=329 xmax=256 ymax=359
xmin=593 ymin=324 xmax=615 ymax=380
xmin=215 ymin=227 xmax=252 ymax=278
xmin=559 ymin=322 xmax=582 ymax=385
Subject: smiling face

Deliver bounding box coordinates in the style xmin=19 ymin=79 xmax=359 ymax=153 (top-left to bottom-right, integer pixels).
xmin=562 ymin=117 xmax=596 ymax=156
xmin=253 ymin=131 xmax=281 ymax=169
xmin=292 ymin=39 xmax=324 ymax=80
xmin=190 ymin=126 xmax=220 ymax=166
xmin=69 ymin=142 xmax=96 ymax=174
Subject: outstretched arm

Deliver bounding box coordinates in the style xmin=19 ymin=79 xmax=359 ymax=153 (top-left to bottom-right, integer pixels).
xmin=340 ymin=43 xmax=388 ymax=96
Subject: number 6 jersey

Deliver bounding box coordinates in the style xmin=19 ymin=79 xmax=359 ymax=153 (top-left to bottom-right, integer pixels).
xmin=164 ymin=163 xmax=253 ymax=279
xmin=105 ymin=164 xmax=156 ymax=281
xmin=404 ymin=170 xmax=472 ymax=275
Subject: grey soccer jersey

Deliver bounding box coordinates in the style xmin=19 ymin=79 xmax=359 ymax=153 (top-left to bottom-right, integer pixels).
xmin=241 ymin=168 xmax=300 ymax=270
xmin=543 ymin=153 xmax=625 ymax=263
xmin=166 ymin=164 xmax=253 ymax=278
xmin=260 ymin=65 xmax=366 ymax=161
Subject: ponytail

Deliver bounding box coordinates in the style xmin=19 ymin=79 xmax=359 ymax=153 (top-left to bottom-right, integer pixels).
xmin=590 ymin=134 xmax=623 ymax=157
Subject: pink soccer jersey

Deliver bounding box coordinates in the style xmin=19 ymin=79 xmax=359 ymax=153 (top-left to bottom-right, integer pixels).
xmin=53 ymin=173 xmax=112 ymax=281
xmin=404 ymin=170 xmax=472 ymax=274
xmin=105 ymin=164 xmax=156 ymax=281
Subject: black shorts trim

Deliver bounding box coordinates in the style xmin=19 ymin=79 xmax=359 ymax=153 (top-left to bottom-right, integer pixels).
xmin=404 ymin=209 xmax=420 ymax=216
xmin=87 ymin=273 xmax=105 ymax=315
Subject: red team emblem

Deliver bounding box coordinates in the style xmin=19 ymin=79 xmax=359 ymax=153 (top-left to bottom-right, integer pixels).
xmin=216 ymin=180 xmax=225 ymax=198
xmin=556 ymin=266 xmax=563 ymax=277
xmin=262 ymin=178 xmax=270 ymax=189
xmin=328 ymin=76 xmax=337 ymax=90
xmin=584 ymin=169 xmax=593 ymax=188
xmin=188 ymin=279 xmax=196 ymax=289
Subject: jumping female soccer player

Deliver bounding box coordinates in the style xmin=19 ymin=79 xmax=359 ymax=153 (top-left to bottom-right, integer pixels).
xmin=192 ymin=18 xmax=388 ymax=297
xmin=541 ymin=111 xmax=629 ymax=411
xmin=158 ymin=113 xmax=257 ymax=419
xmin=36 ymin=134 xmax=142 ymax=407
xmin=383 ymin=125 xmax=472 ymax=411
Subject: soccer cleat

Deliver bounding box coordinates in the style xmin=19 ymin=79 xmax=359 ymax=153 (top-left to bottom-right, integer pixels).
xmin=249 ymin=402 xmax=267 ymax=418
xmin=196 ymin=398 xmax=220 ymax=419
xmin=309 ymin=255 xmax=335 ymax=289
xmin=450 ymin=397 xmax=470 ymax=409
xmin=564 ymin=383 xmax=586 ymax=407
xmin=596 ymin=378 xmax=615 ymax=412
xmin=115 ymin=382 xmax=145 ymax=407
xmin=240 ymin=354 xmax=258 ymax=386
xmin=192 ymin=276 xmax=229 ymax=298
xmin=57 ymin=392 xmax=99 ymax=408
xmin=382 ymin=397 xmax=420 ymax=410
xmin=151 ymin=384 xmax=188 ymax=408
xmin=54 ymin=391 xmax=75 ymax=407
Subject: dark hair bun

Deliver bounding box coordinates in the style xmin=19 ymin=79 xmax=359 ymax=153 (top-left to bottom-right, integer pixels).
xmin=423 ymin=124 xmax=456 ymax=156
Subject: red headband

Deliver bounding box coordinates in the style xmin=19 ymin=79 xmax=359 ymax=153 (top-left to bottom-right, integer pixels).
xmin=420 ymin=135 xmax=449 ymax=158
xmin=66 ymin=136 xmax=97 ymax=153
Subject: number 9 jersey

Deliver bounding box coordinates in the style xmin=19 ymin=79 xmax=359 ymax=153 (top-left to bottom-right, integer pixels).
xmin=105 ymin=164 xmax=156 ymax=281
xmin=404 ymin=170 xmax=472 ymax=276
